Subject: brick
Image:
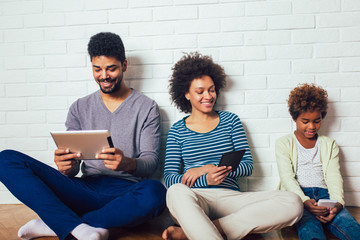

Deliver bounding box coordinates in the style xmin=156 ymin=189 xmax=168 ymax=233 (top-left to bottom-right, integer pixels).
xmin=329 ymin=133 xmax=360 ymax=147
xmin=6 ymin=111 xmax=46 ymax=124
xmin=45 ymin=26 xmax=87 ymax=40
xmin=130 ymin=79 xmax=168 ymax=93
xmin=325 ymin=88 xmax=340 ymax=102
xmin=245 ymin=60 xmax=290 ymax=75
xmin=47 ymin=111 xmax=68 ymax=124
xmin=0 ymin=16 xmax=23 ymax=29
xmin=0 ymin=125 xmax=27 ymax=138
xmin=343 ymin=0 xmax=360 ymax=11
xmin=267 ymin=74 xmax=315 ymax=89
xmin=66 ymin=11 xmax=107 ymax=25
xmin=28 ymin=123 xmax=63 ymax=137
xmin=67 ymin=39 xmax=88 ymax=54
xmin=267 ymin=45 xmax=313 ymax=59
xmin=175 ymin=0 xmax=217 ymax=4
xmin=341 ymin=162 xmax=360 ymax=177
xmin=328 ymin=103 xmax=360 ymax=117
xmin=342 ymin=27 xmax=360 ymax=42
xmin=26 ymin=41 xmax=67 ymax=55
xmin=44 ymin=0 xmax=84 ymax=12
xmin=4 ymin=29 xmax=44 ymax=42
xmin=317 ymin=73 xmax=360 ymax=87
xmin=67 ymin=67 xmax=92 ymax=81
xmin=319 ymin=117 xmax=341 ymax=132
xmin=153 ymin=35 xmax=197 ymax=50
xmin=317 ymin=12 xmax=360 ymax=28
xmin=125 ymin=65 xmax=153 ymax=80
xmin=6 ymin=83 xmax=46 ymax=97
xmin=151 ymin=93 xmax=172 ymax=107
xmin=342 ymin=57 xmax=360 ymax=72
xmin=246 ymin=89 xmax=290 ymax=104
xmin=217 ymin=91 xmax=245 ymax=105
xmin=124 ymin=37 xmax=153 ymax=51
xmin=130 ymin=0 xmax=173 ymax=8
xmin=85 ymin=0 xmax=128 ymax=10
xmin=244 ymin=119 xmax=292 ymax=133
xmin=27 ymin=69 xmax=67 ymax=83
xmin=342 ymin=118 xmax=360 ymax=132
xmin=110 ymin=8 xmax=152 ymax=23
xmin=252 ymin=163 xmax=272 ymax=177
xmin=292 ymin=29 xmax=339 ymax=44
xmin=152 ymin=64 xmax=173 ymax=79
xmin=0 ymin=85 xmax=4 ymax=96
xmin=268 ymin=15 xmax=315 ymax=30
xmin=341 ymin=88 xmax=360 ymax=102
xmin=0 ymin=43 xmax=24 ymax=56
xmin=130 ymin=22 xmax=174 ymax=37
xmin=226 ymin=76 xmax=266 ymax=90
xmin=198 ymin=32 xmax=244 ymax=48
xmin=345 ymin=192 xmax=360 ymax=206
xmin=316 ymin=43 xmax=360 ymax=58
xmin=247 ymin=177 xmax=279 ymax=191
xmin=269 ymin=104 xmax=289 ymax=118
xmin=159 ymin=107 xmax=177 ymax=121
xmin=2 ymin=1 xmax=42 ymax=15
xmin=245 ymin=31 xmax=291 ymax=45
xmin=175 ymin=19 xmax=220 ymax=34
xmin=85 ymin=24 xmax=129 ymax=39
xmin=154 ymin=6 xmax=197 ymax=21
xmin=247 ymin=134 xmax=270 ymax=148
xmin=6 ymin=138 xmax=48 ymax=151
xmin=28 ymin=97 xmax=68 ymax=110
xmin=222 ymin=17 xmax=266 ymax=32
xmin=24 ymin=13 xmax=65 ymax=28
xmin=47 ymin=82 xmax=88 ymax=96
xmin=199 ymin=4 xmax=245 ymax=18
xmin=293 ymin=59 xmax=339 ymax=73
xmin=293 ymin=0 xmax=340 ymax=13
xmin=174 ymin=49 xmax=220 ymax=62
xmin=0 ymin=98 xmax=26 ymax=111
xmin=6 ymin=56 xmax=44 ymax=69
xmin=339 ymin=147 xmax=360 ymax=162
xmin=128 ymin=51 xmax=173 ymax=65
xmin=220 ymin=46 xmax=265 ymax=61
xmin=245 ymin=1 xmax=291 ymax=16
xmin=222 ymin=104 xmax=267 ymax=119
xmin=45 ymin=54 xmax=86 ymax=68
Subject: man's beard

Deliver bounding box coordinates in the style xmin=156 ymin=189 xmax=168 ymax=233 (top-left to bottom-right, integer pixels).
xmin=98 ymin=77 xmax=121 ymax=94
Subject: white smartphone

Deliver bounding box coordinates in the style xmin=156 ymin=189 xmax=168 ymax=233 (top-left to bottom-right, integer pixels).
xmin=317 ymin=199 xmax=337 ymax=208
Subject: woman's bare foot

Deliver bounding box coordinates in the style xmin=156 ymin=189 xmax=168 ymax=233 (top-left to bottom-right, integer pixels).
xmin=162 ymin=226 xmax=188 ymax=240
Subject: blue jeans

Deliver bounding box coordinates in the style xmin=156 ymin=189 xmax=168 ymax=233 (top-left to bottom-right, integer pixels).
xmin=295 ymin=187 xmax=360 ymax=240
xmin=0 ymin=150 xmax=166 ymax=240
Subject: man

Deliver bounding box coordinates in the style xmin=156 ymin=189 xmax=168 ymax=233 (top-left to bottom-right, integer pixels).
xmin=0 ymin=32 xmax=166 ymax=240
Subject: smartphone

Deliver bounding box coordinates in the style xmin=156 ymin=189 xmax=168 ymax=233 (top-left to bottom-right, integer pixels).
xmin=318 ymin=199 xmax=337 ymax=208
xmin=218 ymin=149 xmax=246 ymax=172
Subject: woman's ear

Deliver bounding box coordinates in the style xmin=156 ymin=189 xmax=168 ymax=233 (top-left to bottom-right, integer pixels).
xmin=185 ymin=92 xmax=190 ymax=101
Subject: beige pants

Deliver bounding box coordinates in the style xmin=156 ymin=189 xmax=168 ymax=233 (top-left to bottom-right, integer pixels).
xmin=166 ymin=184 xmax=303 ymax=240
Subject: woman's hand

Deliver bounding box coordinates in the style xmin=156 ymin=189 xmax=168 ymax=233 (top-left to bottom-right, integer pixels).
xmin=316 ymin=202 xmax=343 ymax=223
xmin=181 ymin=164 xmax=215 ymax=187
xmin=206 ymin=166 xmax=232 ymax=186
xmin=54 ymin=148 xmax=80 ymax=175
xmin=304 ymin=199 xmax=330 ymax=217
xmin=96 ymin=147 xmax=136 ymax=173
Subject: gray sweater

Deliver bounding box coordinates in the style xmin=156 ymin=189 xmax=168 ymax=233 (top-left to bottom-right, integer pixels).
xmin=65 ymin=89 xmax=161 ymax=182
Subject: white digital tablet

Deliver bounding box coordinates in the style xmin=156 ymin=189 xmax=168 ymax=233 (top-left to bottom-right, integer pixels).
xmin=50 ymin=130 xmax=114 ymax=160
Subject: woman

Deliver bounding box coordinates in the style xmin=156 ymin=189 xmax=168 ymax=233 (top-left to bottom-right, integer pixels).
xmin=162 ymin=52 xmax=303 ymax=240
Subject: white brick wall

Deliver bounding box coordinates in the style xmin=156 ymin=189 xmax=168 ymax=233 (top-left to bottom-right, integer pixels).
xmin=0 ymin=0 xmax=360 ymax=206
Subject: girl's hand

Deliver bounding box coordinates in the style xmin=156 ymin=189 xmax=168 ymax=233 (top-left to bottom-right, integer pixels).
xmin=181 ymin=164 xmax=215 ymax=187
xmin=206 ymin=166 xmax=232 ymax=186
xmin=304 ymin=199 xmax=330 ymax=217
xmin=316 ymin=202 xmax=343 ymax=223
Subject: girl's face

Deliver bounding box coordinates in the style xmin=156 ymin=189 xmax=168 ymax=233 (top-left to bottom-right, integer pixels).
xmin=295 ymin=111 xmax=322 ymax=141
xmin=185 ymin=75 xmax=217 ymax=114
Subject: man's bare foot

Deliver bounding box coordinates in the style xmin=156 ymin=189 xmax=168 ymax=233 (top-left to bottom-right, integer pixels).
xmin=162 ymin=226 xmax=188 ymax=240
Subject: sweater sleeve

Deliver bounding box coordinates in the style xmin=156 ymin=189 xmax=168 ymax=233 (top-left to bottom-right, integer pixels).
xmin=275 ymin=136 xmax=310 ymax=202
xmin=133 ymin=103 xmax=161 ymax=177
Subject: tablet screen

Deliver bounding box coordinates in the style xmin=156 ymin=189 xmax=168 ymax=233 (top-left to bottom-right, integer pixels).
xmin=218 ymin=149 xmax=246 ymax=171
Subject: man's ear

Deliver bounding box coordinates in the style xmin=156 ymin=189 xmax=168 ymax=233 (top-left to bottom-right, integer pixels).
xmin=122 ymin=59 xmax=128 ymax=72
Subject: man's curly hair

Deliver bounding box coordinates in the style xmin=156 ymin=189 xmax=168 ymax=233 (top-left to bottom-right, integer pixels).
xmin=87 ymin=32 xmax=126 ymax=63
xmin=288 ymin=83 xmax=328 ymax=121
xmin=169 ymin=52 xmax=226 ymax=113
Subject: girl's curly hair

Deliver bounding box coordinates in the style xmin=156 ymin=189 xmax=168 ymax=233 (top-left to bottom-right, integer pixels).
xmin=169 ymin=52 xmax=226 ymax=113
xmin=288 ymin=83 xmax=328 ymax=121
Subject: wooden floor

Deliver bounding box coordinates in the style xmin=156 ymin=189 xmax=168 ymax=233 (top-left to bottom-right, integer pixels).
xmin=0 ymin=204 xmax=359 ymax=240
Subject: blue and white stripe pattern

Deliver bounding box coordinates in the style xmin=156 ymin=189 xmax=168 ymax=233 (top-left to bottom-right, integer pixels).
xmin=164 ymin=111 xmax=253 ymax=191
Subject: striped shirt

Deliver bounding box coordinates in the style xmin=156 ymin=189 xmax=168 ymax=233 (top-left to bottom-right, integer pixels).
xmin=164 ymin=111 xmax=253 ymax=191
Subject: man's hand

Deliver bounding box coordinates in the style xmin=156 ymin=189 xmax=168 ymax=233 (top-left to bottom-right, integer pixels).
xmin=206 ymin=166 xmax=232 ymax=186
xmin=96 ymin=147 xmax=136 ymax=173
xmin=316 ymin=202 xmax=343 ymax=223
xmin=181 ymin=164 xmax=215 ymax=187
xmin=304 ymin=199 xmax=330 ymax=217
xmin=54 ymin=148 xmax=80 ymax=175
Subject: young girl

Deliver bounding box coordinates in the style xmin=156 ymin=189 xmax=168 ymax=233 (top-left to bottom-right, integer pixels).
xmin=162 ymin=52 xmax=303 ymax=240
xmin=276 ymin=83 xmax=360 ymax=240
